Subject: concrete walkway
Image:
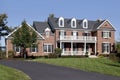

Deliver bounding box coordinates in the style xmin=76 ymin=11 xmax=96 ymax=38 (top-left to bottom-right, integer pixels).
xmin=0 ymin=60 xmax=120 ymax=80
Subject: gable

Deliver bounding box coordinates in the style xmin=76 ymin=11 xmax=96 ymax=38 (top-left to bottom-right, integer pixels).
xmin=97 ymin=20 xmax=115 ymax=30
xmin=6 ymin=23 xmax=45 ymax=39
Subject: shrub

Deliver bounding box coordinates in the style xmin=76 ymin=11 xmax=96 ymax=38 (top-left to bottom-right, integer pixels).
xmin=98 ymin=54 xmax=109 ymax=58
xmin=8 ymin=51 xmax=15 ymax=58
xmin=47 ymin=53 xmax=58 ymax=58
xmin=109 ymin=53 xmax=120 ymax=62
xmin=0 ymin=51 xmax=6 ymax=59
xmin=54 ymin=48 xmax=62 ymax=57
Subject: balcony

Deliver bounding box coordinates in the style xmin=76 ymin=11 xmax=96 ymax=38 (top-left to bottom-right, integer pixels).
xmin=59 ymin=36 xmax=97 ymax=43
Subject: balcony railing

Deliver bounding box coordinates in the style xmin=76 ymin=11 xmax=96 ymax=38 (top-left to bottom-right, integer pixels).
xmin=59 ymin=36 xmax=97 ymax=42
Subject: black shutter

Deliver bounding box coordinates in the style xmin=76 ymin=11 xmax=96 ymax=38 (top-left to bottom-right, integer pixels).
xmin=109 ymin=32 xmax=111 ymax=37
xmin=102 ymin=32 xmax=103 ymax=37
xmin=77 ymin=32 xmax=78 ymax=36
xmin=102 ymin=43 xmax=104 ymax=53
xmin=64 ymin=32 xmax=66 ymax=36
xmin=59 ymin=31 xmax=60 ymax=36
xmin=71 ymin=32 xmax=73 ymax=35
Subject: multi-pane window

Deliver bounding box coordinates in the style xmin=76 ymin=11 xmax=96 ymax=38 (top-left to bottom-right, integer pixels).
xmin=14 ymin=45 xmax=20 ymax=52
xmin=43 ymin=44 xmax=53 ymax=53
xmin=102 ymin=43 xmax=111 ymax=53
xmin=102 ymin=31 xmax=111 ymax=38
xmin=30 ymin=44 xmax=38 ymax=53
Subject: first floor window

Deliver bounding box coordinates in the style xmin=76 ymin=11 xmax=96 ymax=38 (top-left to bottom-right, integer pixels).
xmin=102 ymin=43 xmax=111 ymax=53
xmin=14 ymin=45 xmax=20 ymax=52
xmin=30 ymin=44 xmax=38 ymax=53
xmin=43 ymin=44 xmax=53 ymax=53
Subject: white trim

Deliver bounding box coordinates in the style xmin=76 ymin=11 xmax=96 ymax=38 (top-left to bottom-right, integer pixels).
xmin=83 ymin=19 xmax=88 ymax=29
xmin=97 ymin=20 xmax=115 ymax=29
xmin=71 ymin=18 xmax=76 ymax=28
xmin=58 ymin=17 xmax=64 ymax=27
xmin=6 ymin=23 xmax=45 ymax=39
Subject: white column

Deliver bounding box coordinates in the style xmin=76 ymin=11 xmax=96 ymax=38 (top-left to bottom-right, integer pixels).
xmin=95 ymin=42 xmax=96 ymax=55
xmin=71 ymin=42 xmax=73 ymax=55
xmin=84 ymin=36 xmax=86 ymax=55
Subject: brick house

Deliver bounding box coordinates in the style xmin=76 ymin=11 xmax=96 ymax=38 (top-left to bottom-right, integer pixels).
xmin=6 ymin=16 xmax=115 ymax=57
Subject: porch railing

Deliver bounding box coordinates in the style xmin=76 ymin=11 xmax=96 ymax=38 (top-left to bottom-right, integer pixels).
xmin=59 ymin=36 xmax=97 ymax=42
xmin=62 ymin=51 xmax=85 ymax=55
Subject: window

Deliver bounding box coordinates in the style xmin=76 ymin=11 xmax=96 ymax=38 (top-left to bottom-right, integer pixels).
xmin=30 ymin=44 xmax=38 ymax=53
xmin=83 ymin=19 xmax=88 ymax=28
xmin=102 ymin=43 xmax=111 ymax=53
xmin=43 ymin=44 xmax=53 ymax=53
xmin=59 ymin=30 xmax=65 ymax=36
xmin=58 ymin=17 xmax=64 ymax=27
xmin=102 ymin=31 xmax=111 ymax=38
xmin=46 ymin=31 xmax=49 ymax=38
xmin=71 ymin=18 xmax=76 ymax=28
xmin=14 ymin=45 xmax=20 ymax=52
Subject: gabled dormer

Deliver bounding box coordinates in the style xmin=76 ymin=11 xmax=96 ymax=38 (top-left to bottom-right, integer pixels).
xmin=83 ymin=19 xmax=88 ymax=29
xmin=71 ymin=18 xmax=76 ymax=28
xmin=58 ymin=17 xmax=64 ymax=27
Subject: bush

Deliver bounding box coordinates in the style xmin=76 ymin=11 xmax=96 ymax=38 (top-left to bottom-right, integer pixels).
xmin=8 ymin=51 xmax=15 ymax=58
xmin=98 ymin=54 xmax=109 ymax=58
xmin=109 ymin=53 xmax=120 ymax=62
xmin=54 ymin=48 xmax=62 ymax=57
xmin=0 ymin=51 xmax=6 ymax=59
xmin=47 ymin=53 xmax=58 ymax=58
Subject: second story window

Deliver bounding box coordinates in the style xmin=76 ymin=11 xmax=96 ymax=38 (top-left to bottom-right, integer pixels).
xmin=59 ymin=30 xmax=66 ymax=36
xmin=102 ymin=31 xmax=111 ymax=38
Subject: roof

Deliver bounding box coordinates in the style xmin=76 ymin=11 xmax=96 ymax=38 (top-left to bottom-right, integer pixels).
xmin=33 ymin=21 xmax=50 ymax=33
xmin=48 ymin=17 xmax=106 ymax=31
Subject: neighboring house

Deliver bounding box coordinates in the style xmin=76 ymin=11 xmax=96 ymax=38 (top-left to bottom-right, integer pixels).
xmin=6 ymin=16 xmax=115 ymax=57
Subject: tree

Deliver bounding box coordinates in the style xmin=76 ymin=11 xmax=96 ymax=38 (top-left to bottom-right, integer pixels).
xmin=0 ymin=14 xmax=9 ymax=36
xmin=12 ymin=20 xmax=37 ymax=58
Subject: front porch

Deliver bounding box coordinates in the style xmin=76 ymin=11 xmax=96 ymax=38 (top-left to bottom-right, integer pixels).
xmin=57 ymin=42 xmax=97 ymax=56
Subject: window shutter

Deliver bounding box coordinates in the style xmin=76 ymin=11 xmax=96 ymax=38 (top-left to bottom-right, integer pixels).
xmin=109 ymin=32 xmax=111 ymax=37
xmin=64 ymin=32 xmax=66 ymax=36
xmin=71 ymin=32 xmax=73 ymax=35
xmin=59 ymin=31 xmax=60 ymax=36
xmin=102 ymin=32 xmax=103 ymax=37
xmin=77 ymin=32 xmax=78 ymax=36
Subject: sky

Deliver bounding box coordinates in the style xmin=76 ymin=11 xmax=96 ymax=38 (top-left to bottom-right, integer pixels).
xmin=0 ymin=0 xmax=120 ymax=46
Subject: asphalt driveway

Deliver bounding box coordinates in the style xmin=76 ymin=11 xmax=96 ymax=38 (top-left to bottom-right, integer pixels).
xmin=0 ymin=60 xmax=120 ymax=80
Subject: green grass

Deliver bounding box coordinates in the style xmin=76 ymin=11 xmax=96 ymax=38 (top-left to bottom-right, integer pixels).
xmin=0 ymin=65 xmax=31 ymax=80
xmin=33 ymin=58 xmax=120 ymax=77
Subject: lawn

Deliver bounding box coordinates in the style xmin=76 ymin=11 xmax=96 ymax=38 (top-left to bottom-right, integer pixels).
xmin=0 ymin=65 xmax=31 ymax=80
xmin=33 ymin=58 xmax=120 ymax=77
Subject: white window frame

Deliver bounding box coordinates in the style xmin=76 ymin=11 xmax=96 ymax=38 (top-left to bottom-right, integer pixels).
xmin=14 ymin=45 xmax=20 ymax=53
xmin=58 ymin=17 xmax=64 ymax=27
xmin=71 ymin=18 xmax=76 ymax=28
xmin=102 ymin=42 xmax=110 ymax=53
xmin=83 ymin=19 xmax=88 ymax=29
xmin=46 ymin=31 xmax=49 ymax=38
xmin=43 ymin=43 xmax=53 ymax=53
xmin=31 ymin=44 xmax=38 ymax=53
xmin=103 ymin=31 xmax=110 ymax=38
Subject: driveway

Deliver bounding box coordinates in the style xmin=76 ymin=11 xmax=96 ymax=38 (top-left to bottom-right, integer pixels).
xmin=0 ymin=60 xmax=120 ymax=80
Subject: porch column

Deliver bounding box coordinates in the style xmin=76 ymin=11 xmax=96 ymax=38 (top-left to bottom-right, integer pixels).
xmin=84 ymin=36 xmax=86 ymax=55
xmin=71 ymin=42 xmax=73 ymax=55
xmin=95 ymin=42 xmax=96 ymax=55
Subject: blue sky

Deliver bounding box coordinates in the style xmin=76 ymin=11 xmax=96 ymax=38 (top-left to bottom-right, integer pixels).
xmin=0 ymin=0 xmax=120 ymax=46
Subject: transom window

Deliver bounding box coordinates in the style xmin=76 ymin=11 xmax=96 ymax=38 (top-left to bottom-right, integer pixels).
xmin=102 ymin=31 xmax=111 ymax=38
xmin=43 ymin=44 xmax=53 ymax=53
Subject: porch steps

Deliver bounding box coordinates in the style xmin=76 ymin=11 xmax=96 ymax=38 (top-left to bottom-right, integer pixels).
xmin=89 ymin=55 xmax=98 ymax=58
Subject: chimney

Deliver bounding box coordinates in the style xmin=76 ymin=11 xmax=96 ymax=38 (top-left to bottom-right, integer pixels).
xmin=97 ymin=19 xmax=102 ymax=22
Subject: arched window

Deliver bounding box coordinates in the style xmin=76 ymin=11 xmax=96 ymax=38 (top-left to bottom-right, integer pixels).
xmin=71 ymin=18 xmax=76 ymax=28
xmin=83 ymin=19 xmax=88 ymax=28
xmin=58 ymin=17 xmax=64 ymax=27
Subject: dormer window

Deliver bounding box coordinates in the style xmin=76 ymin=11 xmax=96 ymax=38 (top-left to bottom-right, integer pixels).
xmin=58 ymin=17 xmax=64 ymax=27
xmin=83 ymin=19 xmax=88 ymax=29
xmin=71 ymin=18 xmax=76 ymax=28
xmin=45 ymin=27 xmax=50 ymax=38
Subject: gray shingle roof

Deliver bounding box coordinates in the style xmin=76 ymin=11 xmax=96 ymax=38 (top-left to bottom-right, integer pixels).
xmin=48 ymin=17 xmax=105 ymax=31
xmin=33 ymin=21 xmax=50 ymax=33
